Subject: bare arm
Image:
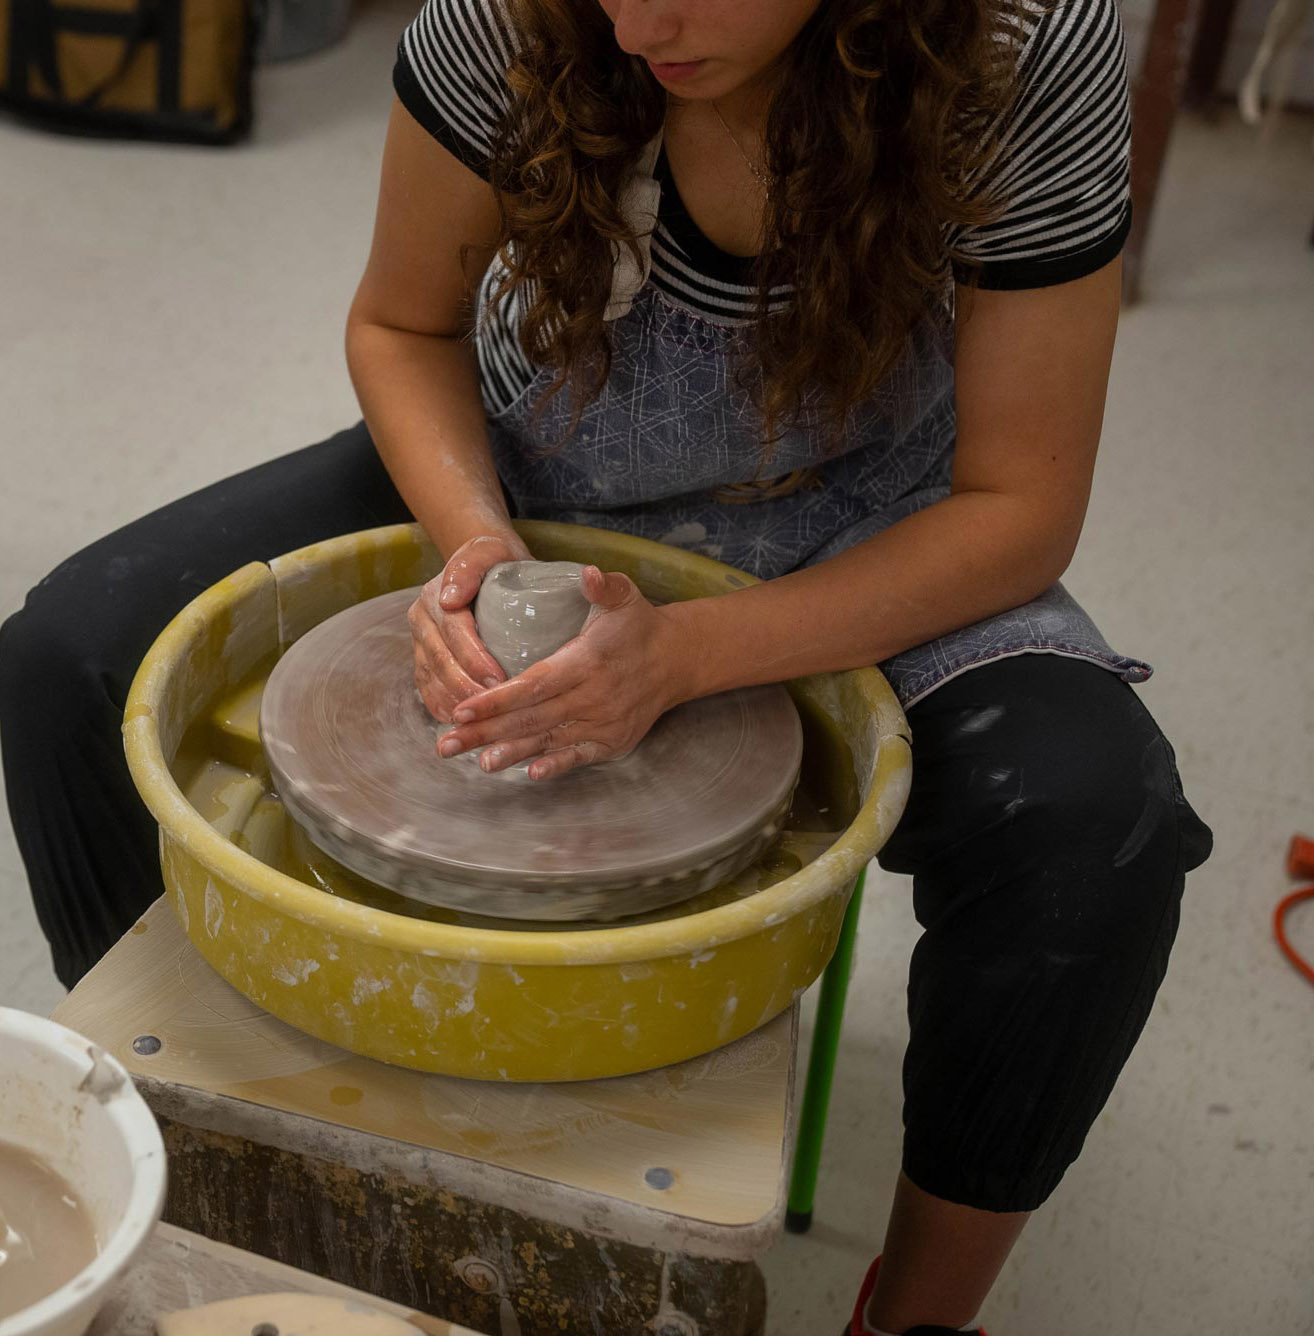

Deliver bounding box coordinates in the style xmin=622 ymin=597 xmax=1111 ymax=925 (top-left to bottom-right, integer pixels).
xmin=665 ymin=260 xmax=1122 ymax=694
xmin=346 ymin=98 xmax=522 ymax=560
xmin=349 ymin=100 xmax=535 ymax=718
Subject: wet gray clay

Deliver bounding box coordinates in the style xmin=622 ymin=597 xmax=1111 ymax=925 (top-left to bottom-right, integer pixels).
xmin=474 ymin=561 xmax=592 ymax=678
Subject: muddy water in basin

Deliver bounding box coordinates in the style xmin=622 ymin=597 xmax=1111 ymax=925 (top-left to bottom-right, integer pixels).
xmin=0 ymin=1141 xmax=98 ymax=1321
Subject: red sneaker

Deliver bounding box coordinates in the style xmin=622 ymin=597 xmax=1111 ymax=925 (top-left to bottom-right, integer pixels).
xmin=846 ymin=1256 xmax=989 ymax=1336
xmin=848 ymin=1255 xmax=882 ymax=1335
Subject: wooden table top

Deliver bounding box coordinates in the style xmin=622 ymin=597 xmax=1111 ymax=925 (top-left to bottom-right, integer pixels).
xmin=57 ymin=900 xmax=798 ymax=1247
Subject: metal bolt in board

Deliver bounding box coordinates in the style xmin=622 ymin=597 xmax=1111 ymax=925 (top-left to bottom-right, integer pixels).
xmin=649 ymin=1314 xmax=699 ymax=1336
xmin=455 ymin=1257 xmax=502 ymax=1294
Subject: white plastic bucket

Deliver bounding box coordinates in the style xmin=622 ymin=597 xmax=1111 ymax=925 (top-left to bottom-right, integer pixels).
xmin=0 ymin=1009 xmax=166 ymax=1336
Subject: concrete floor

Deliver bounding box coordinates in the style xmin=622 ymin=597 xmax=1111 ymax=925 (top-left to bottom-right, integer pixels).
xmin=2 ymin=2 xmax=1313 ymax=1331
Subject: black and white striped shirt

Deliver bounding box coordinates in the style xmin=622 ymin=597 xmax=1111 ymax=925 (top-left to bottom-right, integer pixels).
xmin=394 ymin=0 xmax=1132 ymax=413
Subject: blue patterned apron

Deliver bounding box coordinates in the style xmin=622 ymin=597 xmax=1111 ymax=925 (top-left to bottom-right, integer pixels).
xmin=480 ymin=271 xmax=1150 ymax=709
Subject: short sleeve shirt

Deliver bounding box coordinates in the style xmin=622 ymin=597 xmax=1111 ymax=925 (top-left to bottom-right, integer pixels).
xmin=394 ymin=0 xmax=1132 ymax=294
xmin=389 ymin=0 xmax=1151 ymax=708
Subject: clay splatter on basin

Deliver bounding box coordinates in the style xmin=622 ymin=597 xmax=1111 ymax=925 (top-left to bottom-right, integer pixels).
xmin=124 ymin=522 xmax=911 ymax=1080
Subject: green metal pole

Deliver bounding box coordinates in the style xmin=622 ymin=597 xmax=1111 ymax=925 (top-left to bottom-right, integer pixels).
xmin=785 ymin=866 xmax=867 ymax=1233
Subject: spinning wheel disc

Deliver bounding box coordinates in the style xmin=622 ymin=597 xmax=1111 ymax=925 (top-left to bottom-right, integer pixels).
xmin=260 ymin=589 xmax=803 ymax=921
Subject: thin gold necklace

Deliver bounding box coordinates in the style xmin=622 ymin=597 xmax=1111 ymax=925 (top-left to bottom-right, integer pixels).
xmin=710 ymin=100 xmax=770 ymax=190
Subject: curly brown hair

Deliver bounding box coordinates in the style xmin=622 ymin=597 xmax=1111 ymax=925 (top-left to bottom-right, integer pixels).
xmin=487 ymin=0 xmax=1024 ymax=445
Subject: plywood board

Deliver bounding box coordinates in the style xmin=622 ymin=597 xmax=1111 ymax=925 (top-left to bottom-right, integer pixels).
xmin=56 ymin=901 xmax=797 ymax=1235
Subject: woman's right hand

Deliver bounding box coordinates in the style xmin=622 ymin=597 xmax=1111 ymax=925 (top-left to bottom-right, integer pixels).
xmin=408 ymin=533 xmax=531 ymax=723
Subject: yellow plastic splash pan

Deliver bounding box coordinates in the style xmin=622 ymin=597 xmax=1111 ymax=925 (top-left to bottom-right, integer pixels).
xmin=123 ymin=522 xmax=910 ymax=1081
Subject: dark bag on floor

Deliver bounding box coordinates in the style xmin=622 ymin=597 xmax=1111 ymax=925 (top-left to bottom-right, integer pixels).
xmin=0 ymin=0 xmax=255 ymax=143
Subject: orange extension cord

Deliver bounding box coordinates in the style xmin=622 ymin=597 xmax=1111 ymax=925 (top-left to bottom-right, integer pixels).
xmin=1275 ymin=834 xmax=1314 ymax=987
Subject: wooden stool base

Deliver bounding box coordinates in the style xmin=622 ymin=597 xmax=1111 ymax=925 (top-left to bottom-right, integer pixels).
xmin=57 ymin=901 xmax=793 ymax=1335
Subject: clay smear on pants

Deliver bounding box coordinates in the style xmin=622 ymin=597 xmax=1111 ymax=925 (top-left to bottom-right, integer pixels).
xmin=0 ymin=1141 xmax=98 ymax=1320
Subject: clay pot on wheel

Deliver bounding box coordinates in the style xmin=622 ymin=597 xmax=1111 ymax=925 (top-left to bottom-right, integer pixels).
xmin=472 ymin=561 xmax=592 ymax=678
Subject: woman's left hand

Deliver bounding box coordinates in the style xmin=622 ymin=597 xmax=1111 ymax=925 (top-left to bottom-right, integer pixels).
xmin=436 ymin=566 xmax=691 ymax=780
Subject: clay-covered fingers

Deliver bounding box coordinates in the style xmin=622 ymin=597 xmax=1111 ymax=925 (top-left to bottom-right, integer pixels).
xmin=410 ymin=533 xmax=531 ymax=703
xmin=407 ymin=598 xmax=490 ymax=721
xmin=440 ymin=683 xmax=583 ymax=758
xmin=525 ymin=740 xmax=609 ymax=782
xmin=466 ymin=723 xmax=584 ymax=774
xmin=411 ymin=638 xmax=457 ymax=722
xmin=450 ymin=644 xmax=593 ymax=726
xmin=579 ymin=564 xmax=640 ymax=614
xmin=460 ymin=722 xmax=613 ymax=780
xmin=433 ymin=567 xmax=666 ymax=778
xmin=435 ymin=559 xmax=482 ymax=612
xmin=436 ymin=534 xmax=531 ymax=613
xmin=415 ymin=582 xmax=504 ymax=691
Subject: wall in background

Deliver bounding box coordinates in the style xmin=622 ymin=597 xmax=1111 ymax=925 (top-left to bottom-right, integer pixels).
xmin=1123 ymin=0 xmax=1314 ymax=105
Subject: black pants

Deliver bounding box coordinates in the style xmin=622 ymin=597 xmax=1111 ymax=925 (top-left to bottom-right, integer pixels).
xmin=0 ymin=421 xmax=1211 ymax=1213
xmin=0 ymin=423 xmax=411 ymax=985
xmin=879 ymin=656 xmax=1212 ymax=1210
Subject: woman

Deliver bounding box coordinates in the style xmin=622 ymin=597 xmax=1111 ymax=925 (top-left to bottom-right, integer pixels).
xmin=0 ymin=0 xmax=1212 ymax=1330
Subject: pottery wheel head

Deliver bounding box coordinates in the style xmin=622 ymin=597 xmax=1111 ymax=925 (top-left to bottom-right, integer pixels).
xmin=260 ymin=587 xmax=803 ymax=921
